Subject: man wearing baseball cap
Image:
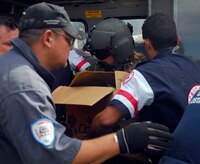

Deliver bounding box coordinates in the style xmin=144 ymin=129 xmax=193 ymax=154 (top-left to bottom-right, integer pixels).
xmin=0 ymin=2 xmax=173 ymax=164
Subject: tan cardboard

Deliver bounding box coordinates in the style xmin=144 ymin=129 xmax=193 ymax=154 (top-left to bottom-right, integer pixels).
xmin=52 ymin=71 xmax=129 ymax=139
xmin=52 ymin=86 xmax=114 ymax=106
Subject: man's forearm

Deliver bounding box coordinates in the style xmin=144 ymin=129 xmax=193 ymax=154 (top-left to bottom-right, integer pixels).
xmin=72 ymin=133 xmax=119 ymax=164
xmin=89 ymin=106 xmax=123 ymax=137
xmin=73 ymin=121 xmax=174 ymax=163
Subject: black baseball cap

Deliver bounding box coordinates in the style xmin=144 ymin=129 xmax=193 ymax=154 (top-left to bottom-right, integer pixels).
xmin=19 ymin=2 xmax=85 ymax=40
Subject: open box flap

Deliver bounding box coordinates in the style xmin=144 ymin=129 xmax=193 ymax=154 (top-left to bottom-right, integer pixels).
xmin=70 ymin=71 xmax=129 ymax=89
xmin=70 ymin=71 xmax=115 ymax=87
xmin=52 ymin=86 xmax=114 ymax=106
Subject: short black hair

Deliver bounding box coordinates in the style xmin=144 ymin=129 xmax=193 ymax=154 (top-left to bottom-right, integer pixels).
xmin=0 ymin=16 xmax=18 ymax=30
xmin=142 ymin=13 xmax=177 ymax=51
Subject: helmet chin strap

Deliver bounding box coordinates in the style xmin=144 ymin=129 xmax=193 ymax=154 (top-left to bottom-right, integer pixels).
xmin=113 ymin=61 xmax=134 ymax=71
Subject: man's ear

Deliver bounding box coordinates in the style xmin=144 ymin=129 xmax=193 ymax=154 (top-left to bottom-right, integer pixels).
xmin=143 ymin=39 xmax=157 ymax=59
xmin=177 ymin=35 xmax=181 ymax=45
xmin=144 ymin=39 xmax=152 ymax=50
xmin=42 ymin=30 xmax=54 ymax=48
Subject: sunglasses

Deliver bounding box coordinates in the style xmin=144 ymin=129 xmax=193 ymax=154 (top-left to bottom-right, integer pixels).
xmin=52 ymin=30 xmax=75 ymax=46
xmin=60 ymin=34 xmax=75 ymax=46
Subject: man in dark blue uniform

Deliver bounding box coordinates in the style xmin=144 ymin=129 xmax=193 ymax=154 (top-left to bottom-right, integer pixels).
xmin=160 ymin=85 xmax=200 ymax=164
xmin=91 ymin=13 xmax=200 ymax=135
xmin=0 ymin=3 xmax=173 ymax=164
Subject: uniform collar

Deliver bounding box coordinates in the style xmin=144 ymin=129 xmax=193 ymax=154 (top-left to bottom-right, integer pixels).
xmin=11 ymin=38 xmax=56 ymax=90
xmin=157 ymin=46 xmax=179 ymax=56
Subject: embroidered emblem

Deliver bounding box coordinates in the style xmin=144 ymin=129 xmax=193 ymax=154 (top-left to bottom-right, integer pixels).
xmin=31 ymin=118 xmax=55 ymax=146
xmin=123 ymin=72 xmax=134 ymax=84
xmin=188 ymin=85 xmax=200 ymax=103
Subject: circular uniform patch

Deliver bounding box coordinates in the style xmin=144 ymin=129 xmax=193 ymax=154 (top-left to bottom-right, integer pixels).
xmin=188 ymin=85 xmax=200 ymax=103
xmin=31 ymin=118 xmax=55 ymax=146
xmin=123 ymin=71 xmax=134 ymax=84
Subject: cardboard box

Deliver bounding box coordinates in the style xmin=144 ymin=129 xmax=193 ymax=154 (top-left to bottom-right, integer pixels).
xmin=52 ymin=71 xmax=129 ymax=139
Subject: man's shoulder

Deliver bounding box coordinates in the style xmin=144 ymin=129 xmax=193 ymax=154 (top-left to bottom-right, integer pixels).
xmin=136 ymin=52 xmax=200 ymax=71
xmin=1 ymin=62 xmax=48 ymax=93
xmin=135 ymin=59 xmax=159 ymax=71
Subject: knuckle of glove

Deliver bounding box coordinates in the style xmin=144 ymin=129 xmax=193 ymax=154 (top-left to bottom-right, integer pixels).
xmin=148 ymin=128 xmax=174 ymax=141
xmin=146 ymin=122 xmax=170 ymax=132
xmin=117 ymin=123 xmax=150 ymax=154
xmin=145 ymin=131 xmax=173 ymax=156
xmin=117 ymin=122 xmax=173 ymax=155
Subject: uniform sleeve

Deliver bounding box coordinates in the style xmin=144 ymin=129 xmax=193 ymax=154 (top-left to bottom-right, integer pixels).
xmin=110 ymin=69 xmax=154 ymax=119
xmin=0 ymin=90 xmax=81 ymax=164
xmin=68 ymin=50 xmax=91 ymax=73
xmin=160 ymin=89 xmax=200 ymax=164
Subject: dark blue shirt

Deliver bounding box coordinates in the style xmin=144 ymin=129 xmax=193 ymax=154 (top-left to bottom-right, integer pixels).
xmin=160 ymin=88 xmax=200 ymax=164
xmin=136 ymin=47 xmax=200 ymax=131
xmin=111 ymin=47 xmax=200 ymax=132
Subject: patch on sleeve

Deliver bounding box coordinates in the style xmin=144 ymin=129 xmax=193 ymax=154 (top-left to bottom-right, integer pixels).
xmin=188 ymin=85 xmax=200 ymax=103
xmin=31 ymin=118 xmax=55 ymax=146
xmin=123 ymin=71 xmax=134 ymax=84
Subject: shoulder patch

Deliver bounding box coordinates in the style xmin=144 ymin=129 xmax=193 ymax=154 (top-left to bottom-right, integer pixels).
xmin=188 ymin=85 xmax=200 ymax=103
xmin=123 ymin=71 xmax=134 ymax=84
xmin=31 ymin=118 xmax=55 ymax=146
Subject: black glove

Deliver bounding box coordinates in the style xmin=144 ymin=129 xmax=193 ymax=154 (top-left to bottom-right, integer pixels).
xmin=116 ymin=122 xmax=173 ymax=155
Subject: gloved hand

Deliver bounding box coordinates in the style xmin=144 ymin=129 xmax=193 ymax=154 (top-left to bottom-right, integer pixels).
xmin=116 ymin=122 xmax=173 ymax=155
